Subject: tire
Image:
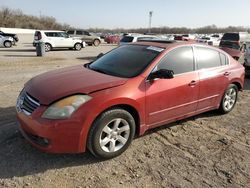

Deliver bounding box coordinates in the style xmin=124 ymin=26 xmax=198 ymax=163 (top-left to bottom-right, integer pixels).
xmin=44 ymin=43 xmax=52 ymax=52
xmin=219 ymin=84 xmax=238 ymax=114
xmin=4 ymin=41 xmax=12 ymax=48
xmin=74 ymin=43 xmax=82 ymax=51
xmin=87 ymin=108 xmax=136 ymax=159
xmin=93 ymin=39 xmax=101 ymax=47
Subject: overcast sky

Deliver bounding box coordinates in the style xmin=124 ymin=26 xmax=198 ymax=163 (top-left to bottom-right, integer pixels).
xmin=0 ymin=0 xmax=249 ymax=29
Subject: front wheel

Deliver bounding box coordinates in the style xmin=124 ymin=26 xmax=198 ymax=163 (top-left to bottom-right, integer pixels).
xmin=219 ymin=84 xmax=238 ymax=114
xmin=87 ymin=108 xmax=136 ymax=159
xmin=74 ymin=43 xmax=82 ymax=51
xmin=4 ymin=41 xmax=12 ymax=48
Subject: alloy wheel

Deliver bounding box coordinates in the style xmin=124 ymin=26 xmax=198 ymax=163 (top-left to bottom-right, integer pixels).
xmin=223 ymin=87 xmax=237 ymax=111
xmin=99 ymin=118 xmax=130 ymax=153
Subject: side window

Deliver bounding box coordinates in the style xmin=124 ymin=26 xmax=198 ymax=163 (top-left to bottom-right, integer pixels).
xmin=58 ymin=32 xmax=68 ymax=38
xmin=67 ymin=30 xmax=74 ymax=35
xmin=76 ymin=30 xmax=83 ymax=35
xmin=55 ymin=32 xmax=62 ymax=37
xmin=155 ymin=46 xmax=194 ymax=75
xmin=45 ymin=32 xmax=52 ymax=37
xmin=196 ymin=47 xmax=221 ymax=69
xmin=84 ymin=31 xmax=90 ymax=36
xmin=219 ymin=53 xmax=228 ymax=65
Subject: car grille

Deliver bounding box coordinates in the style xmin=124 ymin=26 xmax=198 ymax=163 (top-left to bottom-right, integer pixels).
xmin=17 ymin=91 xmax=40 ymax=115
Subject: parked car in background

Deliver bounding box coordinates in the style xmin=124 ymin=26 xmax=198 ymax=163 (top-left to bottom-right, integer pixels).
xmin=174 ymin=35 xmax=184 ymax=41
xmin=119 ymin=34 xmax=159 ymax=45
xmin=0 ymin=30 xmax=19 ymax=44
xmin=182 ymin=34 xmax=196 ymax=41
xmin=196 ymin=35 xmax=221 ymax=46
xmin=219 ymin=32 xmax=250 ymax=60
xmin=0 ymin=35 xmax=14 ymax=48
xmin=104 ymin=34 xmax=121 ymax=44
xmin=33 ymin=30 xmax=86 ymax=52
xmin=67 ymin=30 xmax=101 ymax=46
xmin=16 ymin=41 xmax=244 ymax=159
xmin=243 ymin=42 xmax=250 ymax=69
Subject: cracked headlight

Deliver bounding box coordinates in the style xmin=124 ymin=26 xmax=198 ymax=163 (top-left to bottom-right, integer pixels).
xmin=42 ymin=95 xmax=92 ymax=119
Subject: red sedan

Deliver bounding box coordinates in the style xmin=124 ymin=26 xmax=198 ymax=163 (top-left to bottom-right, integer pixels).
xmin=16 ymin=42 xmax=245 ymax=159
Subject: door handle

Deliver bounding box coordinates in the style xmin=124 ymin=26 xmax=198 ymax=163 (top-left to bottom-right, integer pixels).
xmin=188 ymin=80 xmax=197 ymax=86
xmin=224 ymin=72 xmax=231 ymax=76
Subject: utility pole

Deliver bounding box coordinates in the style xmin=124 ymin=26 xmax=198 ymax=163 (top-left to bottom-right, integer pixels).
xmin=149 ymin=11 xmax=153 ymax=33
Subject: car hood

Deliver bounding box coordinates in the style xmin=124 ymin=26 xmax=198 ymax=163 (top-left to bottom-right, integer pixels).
xmin=25 ymin=65 xmax=127 ymax=105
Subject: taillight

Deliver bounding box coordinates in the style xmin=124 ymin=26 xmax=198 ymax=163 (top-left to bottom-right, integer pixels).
xmin=37 ymin=32 xmax=42 ymax=40
xmin=35 ymin=32 xmax=42 ymax=40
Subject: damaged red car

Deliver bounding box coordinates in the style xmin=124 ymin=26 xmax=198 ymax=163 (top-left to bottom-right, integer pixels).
xmin=16 ymin=42 xmax=245 ymax=159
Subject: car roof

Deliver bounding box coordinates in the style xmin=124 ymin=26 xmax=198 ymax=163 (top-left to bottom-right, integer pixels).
xmin=132 ymin=41 xmax=196 ymax=49
xmin=37 ymin=30 xmax=64 ymax=33
xmin=131 ymin=41 xmax=228 ymax=54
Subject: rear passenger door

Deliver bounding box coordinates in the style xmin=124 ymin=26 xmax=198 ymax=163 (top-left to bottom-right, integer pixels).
xmin=45 ymin=32 xmax=60 ymax=47
xmin=194 ymin=46 xmax=230 ymax=111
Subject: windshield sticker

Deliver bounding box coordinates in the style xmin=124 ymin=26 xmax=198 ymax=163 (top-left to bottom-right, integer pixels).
xmin=146 ymin=46 xmax=164 ymax=52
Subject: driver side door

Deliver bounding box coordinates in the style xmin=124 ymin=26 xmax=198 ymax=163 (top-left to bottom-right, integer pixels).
xmin=145 ymin=46 xmax=200 ymax=128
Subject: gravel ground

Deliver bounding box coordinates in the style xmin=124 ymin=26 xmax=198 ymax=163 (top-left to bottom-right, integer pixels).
xmin=0 ymin=34 xmax=250 ymax=188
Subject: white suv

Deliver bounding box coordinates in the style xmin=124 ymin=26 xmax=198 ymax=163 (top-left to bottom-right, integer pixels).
xmin=33 ymin=30 xmax=86 ymax=52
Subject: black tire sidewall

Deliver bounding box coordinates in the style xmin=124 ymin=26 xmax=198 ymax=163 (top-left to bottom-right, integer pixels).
xmin=74 ymin=43 xmax=82 ymax=51
xmin=93 ymin=39 xmax=100 ymax=46
xmin=88 ymin=108 xmax=135 ymax=159
xmin=4 ymin=41 xmax=12 ymax=48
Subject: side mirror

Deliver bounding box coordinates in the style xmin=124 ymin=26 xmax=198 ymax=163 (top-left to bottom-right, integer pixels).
xmin=97 ymin=53 xmax=104 ymax=59
xmin=148 ymin=69 xmax=174 ymax=80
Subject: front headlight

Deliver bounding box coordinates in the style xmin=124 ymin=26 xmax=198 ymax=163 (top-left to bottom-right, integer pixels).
xmin=42 ymin=95 xmax=92 ymax=119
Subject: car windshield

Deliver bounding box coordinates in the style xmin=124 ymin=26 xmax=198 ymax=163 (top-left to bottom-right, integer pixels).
xmin=88 ymin=45 xmax=163 ymax=78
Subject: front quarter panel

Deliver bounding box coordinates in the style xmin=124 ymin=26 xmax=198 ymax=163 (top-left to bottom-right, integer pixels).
xmin=76 ymin=77 xmax=146 ymax=152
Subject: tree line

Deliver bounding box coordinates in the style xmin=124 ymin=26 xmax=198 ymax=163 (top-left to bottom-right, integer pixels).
xmin=0 ymin=7 xmax=70 ymax=30
xmin=0 ymin=7 xmax=249 ymax=34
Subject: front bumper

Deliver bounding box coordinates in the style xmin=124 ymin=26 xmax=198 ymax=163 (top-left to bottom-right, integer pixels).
xmin=17 ymin=111 xmax=85 ymax=153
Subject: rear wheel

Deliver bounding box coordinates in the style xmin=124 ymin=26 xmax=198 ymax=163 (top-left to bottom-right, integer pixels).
xmin=44 ymin=43 xmax=52 ymax=52
xmin=4 ymin=41 xmax=12 ymax=48
xmin=93 ymin=39 xmax=101 ymax=47
xmin=87 ymin=108 xmax=135 ymax=159
xmin=219 ymin=84 xmax=238 ymax=114
xmin=74 ymin=43 xmax=82 ymax=51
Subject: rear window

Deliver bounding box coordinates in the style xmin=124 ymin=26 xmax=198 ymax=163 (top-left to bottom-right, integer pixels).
xmin=222 ymin=33 xmax=239 ymax=41
xmin=196 ymin=47 xmax=221 ymax=69
xmin=120 ymin=36 xmax=134 ymax=43
xmin=219 ymin=40 xmax=240 ymax=50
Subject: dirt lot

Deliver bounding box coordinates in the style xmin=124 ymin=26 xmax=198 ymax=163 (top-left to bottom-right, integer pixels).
xmin=0 ymin=34 xmax=250 ymax=188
